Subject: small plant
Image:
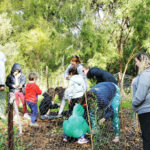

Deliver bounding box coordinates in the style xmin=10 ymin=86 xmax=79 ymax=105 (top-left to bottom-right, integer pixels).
xmin=0 ymin=119 xmax=25 ymax=150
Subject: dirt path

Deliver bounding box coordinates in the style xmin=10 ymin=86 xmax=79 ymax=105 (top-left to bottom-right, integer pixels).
xmin=19 ymin=115 xmax=91 ymax=150
xmin=6 ymin=108 xmax=142 ymax=150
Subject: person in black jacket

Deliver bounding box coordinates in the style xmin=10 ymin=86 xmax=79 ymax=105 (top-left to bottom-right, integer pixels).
xmin=82 ymin=66 xmax=118 ymax=85
xmin=40 ymin=88 xmax=60 ymax=120
xmin=6 ymin=63 xmax=30 ymax=119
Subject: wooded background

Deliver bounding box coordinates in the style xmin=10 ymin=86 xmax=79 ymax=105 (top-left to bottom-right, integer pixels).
xmin=1 ymin=0 xmax=150 ymax=92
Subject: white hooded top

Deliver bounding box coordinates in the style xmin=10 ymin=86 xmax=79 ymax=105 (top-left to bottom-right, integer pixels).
xmin=64 ymin=75 xmax=86 ymax=100
xmin=0 ymin=52 xmax=6 ymax=85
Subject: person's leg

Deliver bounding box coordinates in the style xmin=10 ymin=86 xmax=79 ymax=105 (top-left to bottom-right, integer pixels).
xmin=58 ymin=98 xmax=66 ymax=115
xmin=15 ymin=92 xmax=20 ymax=108
xmin=78 ymin=134 xmax=89 ymax=144
xmin=89 ymin=109 xmax=97 ymax=130
xmin=18 ymin=92 xmax=28 ymax=114
xmin=111 ymin=85 xmax=121 ymax=142
xmin=0 ymin=90 xmax=6 ymax=118
xmin=138 ymin=112 xmax=150 ymax=150
xmin=30 ymin=102 xmax=38 ymax=123
xmin=63 ymin=134 xmax=68 ymax=142
xmin=26 ymin=101 xmax=36 ymax=123
xmin=68 ymin=98 xmax=80 ymax=115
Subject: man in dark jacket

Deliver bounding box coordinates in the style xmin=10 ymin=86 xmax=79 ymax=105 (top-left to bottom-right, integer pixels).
xmin=82 ymin=66 xmax=118 ymax=85
xmin=6 ymin=63 xmax=30 ymax=119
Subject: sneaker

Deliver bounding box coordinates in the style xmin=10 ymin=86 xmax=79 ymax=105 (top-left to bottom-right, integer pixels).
xmin=30 ymin=122 xmax=39 ymax=127
xmin=56 ymin=114 xmax=62 ymax=118
xmin=41 ymin=115 xmax=48 ymax=120
xmin=24 ymin=113 xmax=30 ymax=120
xmin=78 ymin=138 xmax=89 ymax=144
xmin=63 ymin=138 xmax=68 ymax=142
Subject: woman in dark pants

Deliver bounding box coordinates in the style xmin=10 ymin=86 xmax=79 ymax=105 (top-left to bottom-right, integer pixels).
xmin=132 ymin=52 xmax=150 ymax=150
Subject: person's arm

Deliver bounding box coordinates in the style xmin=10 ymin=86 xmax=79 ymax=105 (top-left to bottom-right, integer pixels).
xmin=6 ymin=75 xmax=14 ymax=89
xmin=83 ymin=119 xmax=91 ymax=134
xmin=132 ymin=73 xmax=150 ymax=107
xmin=19 ymin=74 xmax=26 ymax=87
xmin=35 ymin=85 xmax=42 ymax=95
xmin=64 ymin=64 xmax=72 ymax=79
xmin=104 ymin=105 xmax=114 ymax=120
xmin=77 ymin=65 xmax=83 ymax=76
xmin=63 ymin=79 xmax=75 ymax=100
xmin=50 ymin=104 xmax=59 ymax=109
xmin=58 ymin=98 xmax=66 ymax=115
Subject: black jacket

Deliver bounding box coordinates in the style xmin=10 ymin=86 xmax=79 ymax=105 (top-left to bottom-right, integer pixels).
xmin=39 ymin=92 xmax=59 ymax=115
xmin=87 ymin=67 xmax=118 ymax=85
xmin=6 ymin=63 xmax=26 ymax=93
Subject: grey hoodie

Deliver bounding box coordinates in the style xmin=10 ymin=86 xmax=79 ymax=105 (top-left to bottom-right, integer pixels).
xmin=132 ymin=67 xmax=150 ymax=114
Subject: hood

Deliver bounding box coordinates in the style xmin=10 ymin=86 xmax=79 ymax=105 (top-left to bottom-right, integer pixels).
xmin=72 ymin=104 xmax=84 ymax=116
xmin=11 ymin=63 xmax=22 ymax=74
xmin=42 ymin=92 xmax=49 ymax=97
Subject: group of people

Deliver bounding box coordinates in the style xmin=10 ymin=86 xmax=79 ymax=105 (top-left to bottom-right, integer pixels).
xmin=0 ymin=52 xmax=150 ymax=149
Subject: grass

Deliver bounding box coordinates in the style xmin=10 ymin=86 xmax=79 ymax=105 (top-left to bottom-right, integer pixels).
xmin=0 ymin=119 xmax=25 ymax=150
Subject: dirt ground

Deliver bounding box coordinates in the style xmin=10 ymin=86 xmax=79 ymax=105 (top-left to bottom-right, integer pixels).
xmin=5 ymin=108 xmax=143 ymax=150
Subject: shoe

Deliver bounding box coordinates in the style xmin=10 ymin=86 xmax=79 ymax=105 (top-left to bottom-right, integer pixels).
xmin=63 ymin=138 xmax=68 ymax=142
xmin=24 ymin=113 xmax=30 ymax=120
xmin=30 ymin=122 xmax=39 ymax=127
xmin=41 ymin=115 xmax=48 ymax=120
xmin=56 ymin=114 xmax=62 ymax=118
xmin=112 ymin=137 xmax=119 ymax=143
xmin=78 ymin=138 xmax=89 ymax=144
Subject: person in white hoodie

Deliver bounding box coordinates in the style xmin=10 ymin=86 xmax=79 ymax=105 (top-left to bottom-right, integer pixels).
xmin=0 ymin=52 xmax=6 ymax=119
xmin=58 ymin=67 xmax=86 ymax=117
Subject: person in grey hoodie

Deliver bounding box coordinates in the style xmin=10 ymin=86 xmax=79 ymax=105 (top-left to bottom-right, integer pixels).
xmin=64 ymin=55 xmax=88 ymax=90
xmin=132 ymin=52 xmax=150 ymax=150
xmin=0 ymin=52 xmax=6 ymax=119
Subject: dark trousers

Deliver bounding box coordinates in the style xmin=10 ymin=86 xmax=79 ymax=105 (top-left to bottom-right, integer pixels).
xmin=138 ymin=112 xmax=150 ymax=150
xmin=68 ymin=98 xmax=81 ymax=116
xmin=26 ymin=101 xmax=38 ymax=123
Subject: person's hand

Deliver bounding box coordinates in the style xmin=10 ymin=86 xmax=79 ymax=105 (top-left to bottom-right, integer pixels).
xmin=12 ymin=85 xmax=17 ymax=88
xmin=66 ymin=77 xmax=70 ymax=80
xmin=68 ymin=100 xmax=72 ymax=105
xmin=57 ymin=103 xmax=61 ymax=106
xmin=0 ymin=87 xmax=5 ymax=91
xmin=99 ymin=118 xmax=106 ymax=125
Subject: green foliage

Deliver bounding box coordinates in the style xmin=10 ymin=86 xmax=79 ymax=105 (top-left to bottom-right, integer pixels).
xmin=0 ymin=0 xmax=150 ymax=76
xmin=0 ymin=119 xmax=25 ymax=150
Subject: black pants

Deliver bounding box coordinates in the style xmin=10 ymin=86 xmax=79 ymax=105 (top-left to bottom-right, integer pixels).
xmin=138 ymin=112 xmax=150 ymax=150
xmin=68 ymin=98 xmax=81 ymax=116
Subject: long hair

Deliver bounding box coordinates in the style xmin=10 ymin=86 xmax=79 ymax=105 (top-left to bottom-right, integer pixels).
xmin=135 ymin=52 xmax=150 ymax=73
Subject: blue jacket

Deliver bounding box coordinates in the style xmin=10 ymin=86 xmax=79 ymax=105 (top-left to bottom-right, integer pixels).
xmin=90 ymin=82 xmax=116 ymax=120
xmin=87 ymin=67 xmax=117 ymax=85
